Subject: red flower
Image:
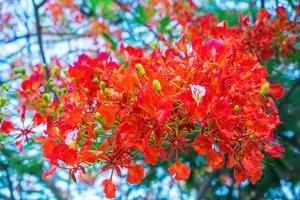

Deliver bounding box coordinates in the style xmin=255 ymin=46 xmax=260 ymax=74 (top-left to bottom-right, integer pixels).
xmin=33 ymin=112 xmax=46 ymax=126
xmin=9 ymin=4 xmax=293 ymax=193
xmin=205 ymin=39 xmax=224 ymax=61
xmin=249 ymin=168 xmax=262 ymax=184
xmin=207 ymin=149 xmax=225 ymax=169
xmin=79 ymin=150 xmax=97 ymax=164
xmin=0 ymin=120 xmax=15 ymax=134
xmin=168 ymin=161 xmax=191 ymax=181
xmin=126 ymin=164 xmax=144 ymax=184
xmin=234 ymin=166 xmax=246 ymax=186
xmin=190 ymin=134 xmax=213 ymax=155
xmin=144 ymin=145 xmax=165 ymax=165
xmin=276 ymin=7 xmax=287 ymax=20
xmin=269 ymin=83 xmax=285 ymax=99
xmin=57 ymin=145 xmax=78 ymax=166
xmin=103 ymin=179 xmax=117 ymax=198
xmin=97 ymin=104 xmax=119 ymax=127
xmin=265 ymin=144 xmax=285 ymax=158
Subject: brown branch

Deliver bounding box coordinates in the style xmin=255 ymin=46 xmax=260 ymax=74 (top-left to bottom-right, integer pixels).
xmin=1 ymin=32 xmax=92 ymax=44
xmin=0 ymin=33 xmax=32 ymax=44
xmin=261 ymin=0 xmax=265 ymax=8
xmin=0 ymin=45 xmax=28 ymax=63
xmin=37 ymin=0 xmax=47 ymax=8
xmin=32 ymin=0 xmax=50 ymax=79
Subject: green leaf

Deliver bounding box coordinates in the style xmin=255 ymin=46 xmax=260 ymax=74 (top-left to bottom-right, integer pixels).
xmin=135 ymin=5 xmax=147 ymax=23
xmin=89 ymin=0 xmax=100 ymax=12
xmin=102 ymin=32 xmax=117 ymax=49
xmin=158 ymin=16 xmax=170 ymax=33
xmin=89 ymin=0 xmax=112 ymax=12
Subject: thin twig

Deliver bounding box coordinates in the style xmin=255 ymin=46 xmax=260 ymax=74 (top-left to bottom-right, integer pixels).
xmin=32 ymin=0 xmax=50 ymax=79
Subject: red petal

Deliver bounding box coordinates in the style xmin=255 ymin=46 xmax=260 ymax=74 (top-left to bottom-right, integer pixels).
xmin=0 ymin=120 xmax=15 ymax=134
xmin=265 ymin=144 xmax=285 ymax=158
xmin=59 ymin=146 xmax=78 ymax=166
xmin=190 ymin=134 xmax=212 ymax=155
xmin=80 ymin=150 xmax=97 ymax=164
xmin=15 ymin=140 xmax=24 ymax=152
xmin=234 ymin=166 xmax=246 ymax=186
xmin=207 ymin=149 xmax=225 ymax=169
xmin=127 ymin=164 xmax=144 ymax=184
xmin=42 ymin=166 xmax=57 ymax=179
xmin=269 ymin=83 xmax=285 ymax=99
xmin=103 ymin=179 xmax=117 ymax=198
xmin=97 ymin=104 xmax=118 ymax=127
xmin=82 ymin=140 xmax=93 ymax=150
xmin=20 ymin=105 xmax=26 ymax=122
xmin=33 ymin=112 xmax=46 ymax=126
xmin=276 ymin=6 xmax=287 ymax=20
xmin=144 ymin=146 xmax=160 ymax=165
xmin=168 ymin=161 xmax=191 ymax=181
xmin=250 ymin=169 xmax=262 ymax=184
xmin=42 ymin=139 xmax=57 ymax=158
xmin=32 ymin=136 xmax=46 ymax=143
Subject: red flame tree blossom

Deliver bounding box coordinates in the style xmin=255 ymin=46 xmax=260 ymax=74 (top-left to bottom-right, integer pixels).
xmin=1 ymin=5 xmax=298 ymax=198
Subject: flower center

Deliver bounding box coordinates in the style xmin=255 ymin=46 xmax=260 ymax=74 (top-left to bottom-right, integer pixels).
xmin=189 ymin=84 xmax=206 ymax=106
xmin=65 ymin=129 xmax=78 ymax=148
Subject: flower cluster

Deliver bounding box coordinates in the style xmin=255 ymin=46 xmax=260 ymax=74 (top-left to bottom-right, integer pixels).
xmin=1 ymin=6 xmax=297 ymax=198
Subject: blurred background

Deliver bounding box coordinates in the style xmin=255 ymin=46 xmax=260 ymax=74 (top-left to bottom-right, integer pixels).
xmin=0 ymin=0 xmax=299 ymax=199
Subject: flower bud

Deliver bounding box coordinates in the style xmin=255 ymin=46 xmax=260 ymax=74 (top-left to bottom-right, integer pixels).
xmin=49 ymin=111 xmax=54 ymax=118
xmin=0 ymin=97 xmax=8 ymax=107
xmin=52 ymin=66 xmax=59 ymax=75
xmin=39 ymin=102 xmax=47 ymax=113
xmin=43 ymin=93 xmax=51 ymax=102
xmin=48 ymin=82 xmax=55 ymax=90
xmin=151 ymin=42 xmax=158 ymax=50
xmin=21 ymin=68 xmax=26 ymax=75
xmin=58 ymin=103 xmax=64 ymax=114
xmin=260 ymin=82 xmax=269 ymax=95
xmin=94 ymin=127 xmax=102 ymax=136
xmin=61 ymin=87 xmax=67 ymax=93
xmin=100 ymin=81 xmax=106 ymax=91
xmin=2 ymin=83 xmax=9 ymax=91
xmin=93 ymin=77 xmax=100 ymax=84
xmin=57 ymin=89 xmax=63 ymax=96
xmin=13 ymin=67 xmax=20 ymax=74
xmin=135 ymin=63 xmax=146 ymax=76
xmin=63 ymin=69 xmax=69 ymax=77
xmin=153 ymin=79 xmax=162 ymax=92
xmin=234 ymin=105 xmax=240 ymax=112
xmin=48 ymin=78 xmax=54 ymax=89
